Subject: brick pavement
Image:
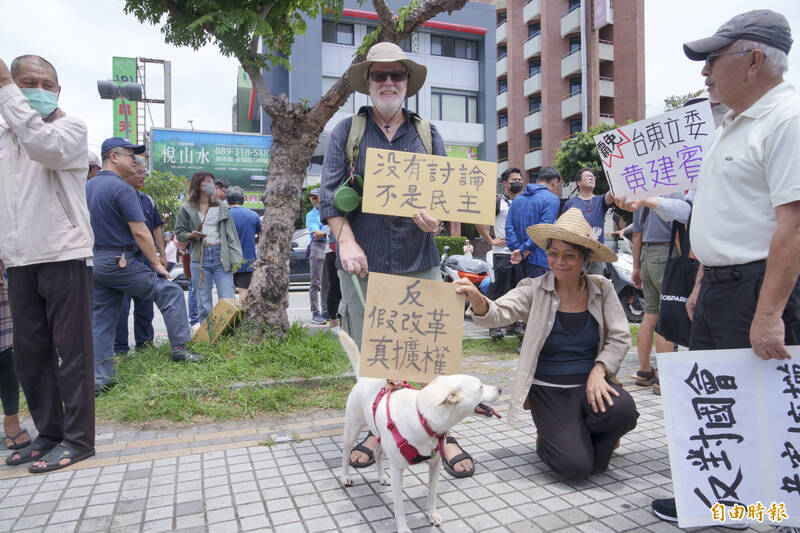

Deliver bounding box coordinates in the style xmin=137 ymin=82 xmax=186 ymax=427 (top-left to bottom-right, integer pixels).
xmin=0 ymin=339 xmax=776 ymax=533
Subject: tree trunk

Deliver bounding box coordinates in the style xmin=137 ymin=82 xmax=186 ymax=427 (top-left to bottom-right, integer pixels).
xmin=243 ymin=96 xmax=329 ymax=335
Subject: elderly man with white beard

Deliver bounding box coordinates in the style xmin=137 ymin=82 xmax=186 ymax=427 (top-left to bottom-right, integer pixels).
xmin=318 ymin=42 xmax=479 ymax=479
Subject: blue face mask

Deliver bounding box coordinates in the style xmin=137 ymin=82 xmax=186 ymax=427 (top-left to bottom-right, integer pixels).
xmin=20 ymin=88 xmax=59 ymax=118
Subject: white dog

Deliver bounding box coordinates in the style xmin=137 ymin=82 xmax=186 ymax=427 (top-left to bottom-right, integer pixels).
xmin=337 ymin=330 xmax=501 ymax=533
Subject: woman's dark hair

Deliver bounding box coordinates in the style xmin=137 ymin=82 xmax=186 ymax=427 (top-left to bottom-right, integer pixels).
xmin=545 ymin=238 xmax=592 ymax=261
xmin=187 ymin=172 xmax=219 ymax=208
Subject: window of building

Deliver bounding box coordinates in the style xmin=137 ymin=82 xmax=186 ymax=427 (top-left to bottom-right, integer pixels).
xmin=529 ymin=133 xmax=542 ymax=150
xmin=529 ymin=96 xmax=541 ymax=114
xmin=569 ymin=37 xmax=581 ymax=54
xmin=322 ymin=21 xmax=354 ymax=45
xmin=570 ymin=118 xmax=583 ymax=135
xmin=497 ymin=45 xmax=507 ymax=60
xmin=367 ymin=26 xmax=412 ymax=52
xmin=528 ymin=59 xmax=541 ymax=77
xmin=570 ymin=77 xmax=582 ymax=95
xmin=431 ymin=90 xmax=479 ymax=123
xmin=498 ymin=78 xmax=507 ymax=94
xmin=498 ymin=111 xmax=508 ymax=128
xmin=528 ymin=169 xmax=539 ymax=181
xmin=498 ymin=143 xmax=508 ymax=162
xmin=431 ymin=36 xmax=479 ymax=60
xmin=497 ymin=11 xmax=506 ymax=25
xmin=568 ymin=0 xmax=581 ymax=12
xmin=322 ymin=77 xmax=354 ymax=114
xmin=404 ymin=94 xmax=418 ymax=114
xmin=528 ymin=23 xmax=541 ymax=39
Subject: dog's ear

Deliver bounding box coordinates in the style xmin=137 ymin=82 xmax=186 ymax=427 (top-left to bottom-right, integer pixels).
xmin=442 ymin=387 xmax=464 ymax=405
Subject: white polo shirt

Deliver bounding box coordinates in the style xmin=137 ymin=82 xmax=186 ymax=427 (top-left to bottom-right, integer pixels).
xmin=691 ymin=82 xmax=800 ymax=267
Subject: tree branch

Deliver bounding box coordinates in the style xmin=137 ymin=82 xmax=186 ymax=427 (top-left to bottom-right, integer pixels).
xmin=371 ymin=0 xmax=396 ymax=39
xmin=400 ymin=0 xmax=469 ymax=39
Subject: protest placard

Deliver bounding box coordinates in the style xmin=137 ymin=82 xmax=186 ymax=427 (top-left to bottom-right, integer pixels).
xmin=359 ymin=273 xmax=465 ymax=382
xmin=362 ymin=148 xmax=496 ymax=225
xmin=594 ymin=100 xmax=715 ymax=201
xmin=658 ymin=347 xmax=800 ymax=529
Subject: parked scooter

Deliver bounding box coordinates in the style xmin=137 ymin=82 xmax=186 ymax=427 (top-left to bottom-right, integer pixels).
xmin=605 ymin=237 xmax=645 ymax=323
xmin=440 ymin=246 xmax=489 ymax=285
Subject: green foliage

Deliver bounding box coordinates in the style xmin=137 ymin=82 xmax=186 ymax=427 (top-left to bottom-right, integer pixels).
xmin=553 ymin=123 xmax=616 ymax=194
xmin=123 ymin=0 xmax=344 ymax=72
xmin=396 ymin=0 xmax=418 ymax=33
xmin=141 ymin=170 xmax=187 ymax=231
xmin=664 ymin=89 xmax=704 ymax=111
xmin=296 ymin=182 xmax=321 ymax=229
xmin=358 ymin=25 xmax=382 ymax=56
xmin=95 ymin=323 xmax=353 ymax=422
xmin=434 ymin=236 xmax=467 ymax=257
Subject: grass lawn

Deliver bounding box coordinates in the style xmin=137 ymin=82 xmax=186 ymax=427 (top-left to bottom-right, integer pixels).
xmin=95 ymin=323 xmax=353 ymax=424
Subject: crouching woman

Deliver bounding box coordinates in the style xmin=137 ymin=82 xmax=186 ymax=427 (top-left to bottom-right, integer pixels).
xmin=454 ymin=208 xmax=638 ymax=479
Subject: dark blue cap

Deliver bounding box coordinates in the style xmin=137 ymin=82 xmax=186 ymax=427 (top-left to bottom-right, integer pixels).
xmin=310 ymin=188 xmax=321 ymax=196
xmin=101 ymin=137 xmax=145 ymax=158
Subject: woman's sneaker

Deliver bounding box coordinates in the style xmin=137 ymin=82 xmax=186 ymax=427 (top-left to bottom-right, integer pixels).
xmin=651 ymin=498 xmax=747 ymax=530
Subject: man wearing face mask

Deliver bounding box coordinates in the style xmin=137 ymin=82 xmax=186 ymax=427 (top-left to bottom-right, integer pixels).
xmin=476 ymin=168 xmax=525 ymax=339
xmin=88 ymin=137 xmax=200 ymax=396
xmin=0 ymin=55 xmax=96 ymax=472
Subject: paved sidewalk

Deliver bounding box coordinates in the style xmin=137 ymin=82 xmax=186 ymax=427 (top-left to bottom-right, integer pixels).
xmin=0 ymin=342 xmax=774 ymax=533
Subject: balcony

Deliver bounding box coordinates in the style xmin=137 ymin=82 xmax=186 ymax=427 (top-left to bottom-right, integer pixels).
xmin=497 ymin=160 xmax=509 ymax=174
xmin=599 ymin=40 xmax=614 ymax=62
xmin=496 ymin=21 xmax=507 ymax=45
xmin=524 ymin=34 xmax=541 ymax=59
xmin=561 ymin=91 xmax=581 ymax=119
xmin=496 ymin=56 xmax=507 ymax=77
xmin=525 ymin=147 xmax=542 ymax=170
xmin=524 ymin=72 xmax=542 ymax=96
xmin=561 ymin=5 xmax=581 ymax=37
xmin=524 ymin=110 xmax=542 ymax=133
xmin=599 ymin=77 xmax=614 ymax=98
xmin=561 ymin=49 xmax=581 ymax=78
xmin=599 ymin=114 xmax=615 ymax=126
xmin=523 ymin=0 xmax=541 ymax=23
xmin=497 ymin=90 xmax=508 ymax=111
xmin=497 ymin=125 xmax=509 ymax=144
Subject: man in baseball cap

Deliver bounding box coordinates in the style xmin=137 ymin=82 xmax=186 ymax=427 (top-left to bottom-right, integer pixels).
xmin=99 ymin=137 xmax=145 ymax=158
xmin=651 ymin=10 xmax=799 ymax=527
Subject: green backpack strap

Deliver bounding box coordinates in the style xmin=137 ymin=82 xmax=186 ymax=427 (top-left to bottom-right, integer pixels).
xmin=345 ymin=112 xmax=368 ymax=166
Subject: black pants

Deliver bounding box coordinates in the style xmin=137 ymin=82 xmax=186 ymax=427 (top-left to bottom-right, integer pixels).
xmin=690 ymin=267 xmax=800 ymax=350
xmin=529 ymin=382 xmax=639 ymax=480
xmin=325 ymin=252 xmax=341 ymax=320
xmin=114 ymin=293 xmax=155 ymax=353
xmin=6 ymin=260 xmax=95 ymax=451
xmin=0 ymin=347 xmax=19 ymax=416
xmin=488 ymin=252 xmax=524 ymax=300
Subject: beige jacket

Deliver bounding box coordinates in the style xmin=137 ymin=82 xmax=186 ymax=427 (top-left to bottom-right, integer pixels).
xmin=0 ymin=84 xmax=93 ymax=268
xmin=471 ymin=272 xmax=631 ymax=427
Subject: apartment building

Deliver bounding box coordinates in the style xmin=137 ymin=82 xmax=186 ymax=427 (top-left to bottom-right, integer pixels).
xmin=495 ymin=0 xmax=645 ymax=182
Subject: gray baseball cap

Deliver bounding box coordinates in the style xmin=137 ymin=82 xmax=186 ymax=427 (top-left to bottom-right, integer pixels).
xmin=683 ymin=9 xmax=792 ymax=61
xmin=310 ymin=188 xmax=321 ymax=197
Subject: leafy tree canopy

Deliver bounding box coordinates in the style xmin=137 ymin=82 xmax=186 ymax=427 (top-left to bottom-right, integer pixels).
xmin=664 ymin=89 xmax=704 ymax=111
xmin=141 ymin=170 xmax=187 ymax=231
xmin=553 ymin=123 xmax=616 ymax=195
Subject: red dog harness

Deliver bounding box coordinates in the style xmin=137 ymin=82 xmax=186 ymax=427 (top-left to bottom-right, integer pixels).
xmin=371 ymin=383 xmax=446 ymax=465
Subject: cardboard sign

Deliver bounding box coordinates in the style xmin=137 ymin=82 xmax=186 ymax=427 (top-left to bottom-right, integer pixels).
xmin=192 ymin=298 xmax=241 ymax=344
xmin=362 ymin=148 xmax=496 ymax=225
xmin=359 ymin=273 xmax=465 ymax=382
xmin=594 ymin=100 xmax=715 ymax=201
xmin=657 ymin=347 xmax=800 ymax=529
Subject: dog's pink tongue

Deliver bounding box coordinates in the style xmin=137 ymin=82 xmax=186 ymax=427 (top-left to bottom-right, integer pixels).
xmin=476 ymin=403 xmax=501 ymax=419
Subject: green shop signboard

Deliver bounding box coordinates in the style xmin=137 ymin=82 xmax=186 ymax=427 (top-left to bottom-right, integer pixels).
xmin=150 ymin=128 xmax=272 ymax=191
xmin=112 ymin=56 xmax=138 ymax=143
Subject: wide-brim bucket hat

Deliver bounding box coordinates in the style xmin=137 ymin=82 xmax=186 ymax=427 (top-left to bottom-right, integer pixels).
xmin=526 ymin=208 xmax=618 ymax=264
xmin=346 ymin=42 xmax=427 ymax=97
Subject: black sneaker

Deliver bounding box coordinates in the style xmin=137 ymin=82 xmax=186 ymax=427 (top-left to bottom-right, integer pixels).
xmin=651 ymin=498 xmax=677 ymax=522
xmin=170 ymin=351 xmax=202 ymax=362
xmin=489 ymin=327 xmax=504 ymax=340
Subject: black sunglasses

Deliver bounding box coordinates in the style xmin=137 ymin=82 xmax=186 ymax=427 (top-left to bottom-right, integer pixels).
xmin=368 ymin=70 xmax=409 ymax=83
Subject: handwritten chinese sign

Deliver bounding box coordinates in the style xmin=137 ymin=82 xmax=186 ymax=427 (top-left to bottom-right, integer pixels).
xmin=658 ymin=348 xmax=800 ymax=528
xmin=362 ymin=148 xmax=496 ymax=225
xmin=359 ymin=273 xmax=465 ymax=382
xmin=594 ymin=100 xmax=715 ymax=201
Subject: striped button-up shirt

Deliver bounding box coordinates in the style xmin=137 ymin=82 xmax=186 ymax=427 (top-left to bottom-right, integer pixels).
xmin=319 ymin=107 xmax=446 ymax=274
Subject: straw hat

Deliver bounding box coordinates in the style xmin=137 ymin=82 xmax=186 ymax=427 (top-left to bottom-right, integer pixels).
xmin=345 ymin=42 xmax=427 ymax=98
xmin=526 ymin=208 xmax=618 ymax=263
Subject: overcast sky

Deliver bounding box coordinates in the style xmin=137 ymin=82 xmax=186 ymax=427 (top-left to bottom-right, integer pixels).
xmin=3 ymin=0 xmax=799 ymax=155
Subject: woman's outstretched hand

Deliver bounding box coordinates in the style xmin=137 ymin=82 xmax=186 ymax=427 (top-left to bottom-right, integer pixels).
xmin=453 ymin=278 xmax=489 ymax=316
